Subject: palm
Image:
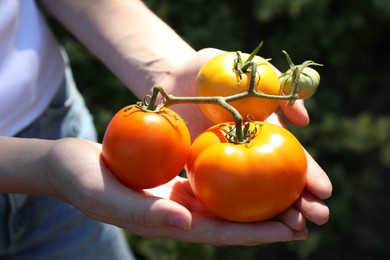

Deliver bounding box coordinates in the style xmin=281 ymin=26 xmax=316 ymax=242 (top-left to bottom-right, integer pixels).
xmin=144 ymin=176 xmax=209 ymax=214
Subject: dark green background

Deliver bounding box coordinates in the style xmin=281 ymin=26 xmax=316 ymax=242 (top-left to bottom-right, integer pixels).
xmin=49 ymin=0 xmax=390 ymax=259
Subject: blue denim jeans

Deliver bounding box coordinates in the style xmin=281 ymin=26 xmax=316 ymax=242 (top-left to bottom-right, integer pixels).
xmin=0 ymin=66 xmax=135 ymax=259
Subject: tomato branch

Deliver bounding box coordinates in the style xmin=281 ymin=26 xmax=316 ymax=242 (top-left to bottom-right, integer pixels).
xmin=144 ymin=50 xmax=319 ymax=143
xmin=148 ymin=61 xmax=301 ymax=143
xmin=153 ymin=86 xmax=245 ymax=143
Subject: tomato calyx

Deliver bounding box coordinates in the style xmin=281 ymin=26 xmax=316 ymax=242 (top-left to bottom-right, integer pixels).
xmin=233 ymin=41 xmax=271 ymax=86
xmin=136 ymin=87 xmax=167 ymax=112
xmin=222 ymin=121 xmax=263 ymax=144
xmin=133 ymin=91 xmax=183 ymax=127
xmin=280 ymin=51 xmax=323 ymax=105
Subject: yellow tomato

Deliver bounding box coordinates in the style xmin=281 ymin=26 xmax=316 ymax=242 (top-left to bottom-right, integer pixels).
xmin=196 ymin=52 xmax=280 ymax=123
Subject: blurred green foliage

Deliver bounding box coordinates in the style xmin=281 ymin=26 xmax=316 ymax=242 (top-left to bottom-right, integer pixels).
xmin=49 ymin=0 xmax=390 ymax=259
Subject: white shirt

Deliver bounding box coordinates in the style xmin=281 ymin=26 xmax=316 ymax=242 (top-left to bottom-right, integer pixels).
xmin=0 ymin=0 xmax=65 ymax=136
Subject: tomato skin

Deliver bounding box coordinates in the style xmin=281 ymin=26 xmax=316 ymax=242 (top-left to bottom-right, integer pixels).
xmin=281 ymin=66 xmax=321 ymax=99
xmin=102 ymin=105 xmax=191 ymax=189
xmin=196 ymin=52 xmax=281 ymax=123
xmin=187 ymin=122 xmax=307 ymax=222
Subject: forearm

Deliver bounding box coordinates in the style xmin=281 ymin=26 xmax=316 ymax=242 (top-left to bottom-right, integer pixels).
xmin=40 ymin=0 xmax=195 ymax=97
xmin=0 ymin=136 xmax=53 ymax=195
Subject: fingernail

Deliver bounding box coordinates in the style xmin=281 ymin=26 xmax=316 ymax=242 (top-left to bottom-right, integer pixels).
xmin=294 ymin=229 xmax=309 ymax=240
xmin=167 ymin=215 xmax=191 ymax=231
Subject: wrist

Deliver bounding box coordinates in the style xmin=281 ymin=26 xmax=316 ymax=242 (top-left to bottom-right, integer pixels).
xmin=120 ymin=47 xmax=196 ymax=99
xmin=0 ymin=137 xmax=54 ymax=195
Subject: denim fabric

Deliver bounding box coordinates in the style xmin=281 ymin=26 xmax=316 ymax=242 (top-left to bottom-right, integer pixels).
xmin=0 ymin=66 xmax=135 ymax=259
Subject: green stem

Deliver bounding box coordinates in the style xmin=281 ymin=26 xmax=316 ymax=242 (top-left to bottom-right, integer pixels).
xmin=240 ymin=42 xmax=263 ymax=72
xmin=146 ymin=49 xmax=316 ymax=143
xmin=154 ymin=86 xmax=244 ymax=142
xmin=282 ymin=50 xmax=295 ymax=68
xmin=248 ymin=61 xmax=258 ymax=93
xmin=146 ymin=87 xmax=160 ymax=110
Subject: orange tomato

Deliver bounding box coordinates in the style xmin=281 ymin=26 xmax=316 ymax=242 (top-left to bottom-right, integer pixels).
xmin=187 ymin=122 xmax=307 ymax=222
xmin=102 ymin=105 xmax=191 ymax=189
xmin=196 ymin=52 xmax=280 ymax=123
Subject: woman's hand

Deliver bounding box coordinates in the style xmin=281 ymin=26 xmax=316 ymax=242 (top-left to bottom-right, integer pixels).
xmin=43 ymin=123 xmax=331 ymax=247
xmin=265 ymin=113 xmax=332 ymax=226
xmin=44 ymin=138 xmax=308 ymax=245
xmin=42 ymin=46 xmax=331 ymax=245
xmin=157 ymin=48 xmax=310 ymax=137
xmin=155 ymin=48 xmax=332 ymax=226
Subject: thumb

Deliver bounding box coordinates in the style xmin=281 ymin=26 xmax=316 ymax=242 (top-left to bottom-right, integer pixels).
xmin=82 ymin=157 xmax=193 ymax=233
xmin=279 ymin=99 xmax=310 ymax=126
xmin=125 ymin=192 xmax=193 ymax=232
xmin=195 ymin=48 xmax=225 ymax=65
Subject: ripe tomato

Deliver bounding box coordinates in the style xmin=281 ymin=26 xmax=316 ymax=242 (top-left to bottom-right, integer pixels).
xmin=196 ymin=52 xmax=281 ymax=123
xmin=187 ymin=122 xmax=307 ymax=222
xmin=101 ymin=105 xmax=191 ymax=189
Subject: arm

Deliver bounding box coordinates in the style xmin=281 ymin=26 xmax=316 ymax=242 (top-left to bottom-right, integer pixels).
xmin=40 ymin=0 xmax=217 ymax=135
xmin=40 ymin=0 xmax=194 ymax=98
xmin=0 ymin=136 xmax=307 ymax=244
xmin=40 ymin=0 xmax=309 ymax=134
xmin=0 ymin=137 xmax=53 ymax=195
xmin=0 ymin=135 xmax=330 ymax=244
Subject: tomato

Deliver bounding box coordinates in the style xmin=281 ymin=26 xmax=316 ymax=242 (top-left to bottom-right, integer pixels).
xmin=196 ymin=52 xmax=281 ymax=123
xmin=101 ymin=105 xmax=191 ymax=189
xmin=280 ymin=66 xmax=321 ymax=99
xmin=279 ymin=51 xmax=322 ymax=100
xmin=187 ymin=122 xmax=307 ymax=222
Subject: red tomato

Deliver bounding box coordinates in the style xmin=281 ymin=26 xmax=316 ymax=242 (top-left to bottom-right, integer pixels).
xmin=187 ymin=122 xmax=307 ymax=222
xmin=196 ymin=52 xmax=281 ymax=123
xmin=102 ymin=105 xmax=191 ymax=189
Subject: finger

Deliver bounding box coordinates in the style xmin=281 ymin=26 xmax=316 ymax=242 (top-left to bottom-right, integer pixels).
xmin=162 ymin=177 xmax=210 ymax=213
xmin=105 ymin=191 xmax=195 ymax=234
xmin=278 ymin=99 xmax=310 ymax=127
xmin=293 ymin=228 xmax=309 ymax=241
xmin=265 ymin=113 xmax=332 ymax=199
xmin=265 ymin=112 xmax=287 ymax=127
xmin=295 ymin=190 xmax=330 ymax=225
xmin=305 ymin=149 xmax=333 ymax=200
xmin=130 ymin=194 xmax=193 ymax=231
xmin=274 ymin=206 xmax=306 ymax=231
xmin=196 ymin=48 xmax=226 ymax=63
xmin=135 ymin=214 xmax=301 ymax=246
xmin=94 ymin=161 xmax=193 ymax=232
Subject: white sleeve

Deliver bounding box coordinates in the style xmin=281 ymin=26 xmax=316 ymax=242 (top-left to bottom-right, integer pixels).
xmin=0 ymin=0 xmax=65 ymax=136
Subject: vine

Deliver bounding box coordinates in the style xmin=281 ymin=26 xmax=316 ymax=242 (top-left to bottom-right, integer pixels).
xmin=138 ymin=46 xmax=321 ymax=143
